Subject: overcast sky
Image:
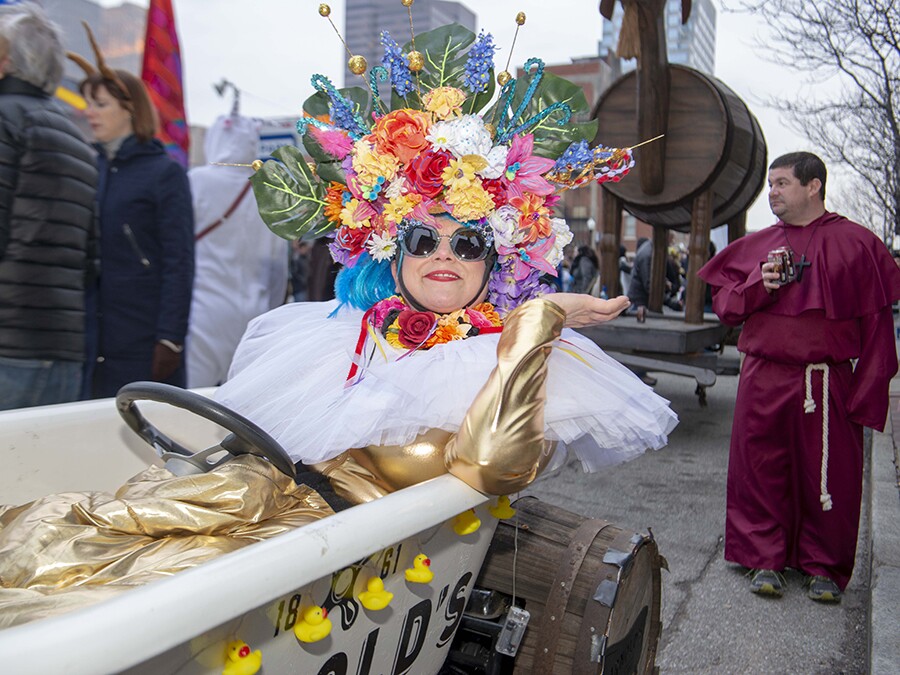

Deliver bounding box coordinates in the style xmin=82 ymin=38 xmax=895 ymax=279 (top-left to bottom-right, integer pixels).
xmin=94 ymin=0 xmax=832 ymax=230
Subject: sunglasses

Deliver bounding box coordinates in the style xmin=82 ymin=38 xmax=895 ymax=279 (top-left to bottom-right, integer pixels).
xmin=399 ymin=223 xmax=491 ymax=261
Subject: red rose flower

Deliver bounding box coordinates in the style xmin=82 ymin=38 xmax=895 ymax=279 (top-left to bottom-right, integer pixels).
xmin=397 ymin=309 xmax=436 ymax=347
xmin=481 ymin=177 xmax=509 ymax=208
xmin=334 ymin=225 xmax=370 ymax=261
xmin=404 ymin=149 xmax=452 ymax=199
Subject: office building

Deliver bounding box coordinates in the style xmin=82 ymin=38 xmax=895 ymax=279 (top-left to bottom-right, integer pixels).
xmin=343 ymin=0 xmax=475 ymax=87
xmin=598 ymin=0 xmax=716 ymax=75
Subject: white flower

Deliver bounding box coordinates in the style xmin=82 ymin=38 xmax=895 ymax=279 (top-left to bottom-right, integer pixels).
xmin=447 ymin=115 xmax=493 ymax=157
xmin=384 ymin=175 xmax=408 ymax=199
xmin=367 ymin=231 xmax=397 ymax=262
xmin=547 ymin=217 xmax=573 ymax=267
xmin=489 ymin=205 xmax=525 ymax=248
xmin=478 ymin=144 xmax=509 ymax=180
xmin=426 ymin=121 xmax=461 ymax=154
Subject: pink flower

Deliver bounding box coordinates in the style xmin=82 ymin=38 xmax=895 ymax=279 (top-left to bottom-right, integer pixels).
xmin=496 ymin=236 xmax=557 ymax=280
xmin=503 ymin=134 xmax=555 ymax=200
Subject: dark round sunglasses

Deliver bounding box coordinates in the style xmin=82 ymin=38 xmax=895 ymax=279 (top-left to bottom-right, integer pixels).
xmin=399 ymin=224 xmax=491 ymax=261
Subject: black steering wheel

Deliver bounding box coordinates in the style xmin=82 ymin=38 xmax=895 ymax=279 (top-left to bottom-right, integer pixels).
xmin=116 ymin=382 xmax=296 ymax=479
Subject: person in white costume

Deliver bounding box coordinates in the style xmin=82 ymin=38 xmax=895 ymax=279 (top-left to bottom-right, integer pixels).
xmin=186 ymin=113 xmax=288 ymax=387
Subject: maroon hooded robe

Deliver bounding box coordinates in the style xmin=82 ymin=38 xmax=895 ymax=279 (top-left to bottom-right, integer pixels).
xmin=698 ymin=212 xmax=900 ymax=589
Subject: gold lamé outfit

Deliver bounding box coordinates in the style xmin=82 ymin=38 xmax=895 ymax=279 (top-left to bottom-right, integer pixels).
xmin=0 ymin=298 xmax=565 ymax=626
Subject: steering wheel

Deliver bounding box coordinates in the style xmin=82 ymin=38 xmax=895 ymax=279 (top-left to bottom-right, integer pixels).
xmin=116 ymin=382 xmax=296 ymax=479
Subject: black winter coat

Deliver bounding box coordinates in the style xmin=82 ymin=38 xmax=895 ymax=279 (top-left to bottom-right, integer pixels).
xmin=84 ymin=135 xmax=194 ymax=397
xmin=0 ymin=77 xmax=97 ymax=361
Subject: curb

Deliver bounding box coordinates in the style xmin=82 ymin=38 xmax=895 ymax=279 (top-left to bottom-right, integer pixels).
xmin=870 ymin=392 xmax=900 ymax=674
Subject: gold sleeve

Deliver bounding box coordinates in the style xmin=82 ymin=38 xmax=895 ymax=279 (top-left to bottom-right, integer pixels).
xmin=444 ymin=297 xmax=565 ymax=494
xmin=314 ymin=298 xmax=566 ymax=504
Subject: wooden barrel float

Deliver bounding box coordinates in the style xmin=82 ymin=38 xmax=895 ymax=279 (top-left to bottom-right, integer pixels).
xmin=592 ymin=64 xmax=768 ymax=232
xmin=476 ymin=498 xmax=663 ymax=674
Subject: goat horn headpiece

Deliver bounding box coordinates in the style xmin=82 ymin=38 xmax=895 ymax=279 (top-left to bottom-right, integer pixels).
xmin=66 ymin=21 xmax=131 ymax=101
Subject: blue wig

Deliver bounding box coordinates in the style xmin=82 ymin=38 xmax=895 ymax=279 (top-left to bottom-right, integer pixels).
xmin=334 ymin=252 xmax=396 ymax=310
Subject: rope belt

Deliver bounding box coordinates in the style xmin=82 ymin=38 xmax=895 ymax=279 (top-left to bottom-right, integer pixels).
xmin=803 ymin=363 xmax=832 ymax=511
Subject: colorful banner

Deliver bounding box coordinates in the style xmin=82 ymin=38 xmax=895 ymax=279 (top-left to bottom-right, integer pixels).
xmin=141 ymin=0 xmax=189 ymax=166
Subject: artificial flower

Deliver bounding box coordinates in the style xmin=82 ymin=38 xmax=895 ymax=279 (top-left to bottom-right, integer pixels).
xmin=380 ymin=31 xmax=415 ymax=97
xmin=425 ymin=322 xmax=470 ymax=347
xmin=423 ymin=87 xmax=466 ymax=120
xmin=444 ymin=181 xmax=496 ymax=221
xmin=381 ymin=193 xmax=422 ymax=226
xmin=496 ymin=235 xmax=557 ymax=279
xmin=479 ymin=145 xmax=509 ymax=180
xmin=425 ymin=120 xmax=460 ymax=154
xmin=462 ymin=32 xmax=496 ymax=94
xmin=404 ymin=149 xmax=452 ymax=199
xmin=340 ymin=197 xmax=376 ymax=229
xmin=547 ymin=217 xmax=573 ymax=268
xmin=324 ymin=182 xmax=346 ymax=224
xmin=469 ymin=303 xmax=501 ymax=327
xmin=488 ymin=204 xmax=525 ymax=248
xmin=441 ymin=156 xmax=479 ymax=188
xmin=396 ymin=309 xmax=437 ymax=347
xmin=330 ymin=226 xmax=371 ymax=265
xmin=366 ymin=230 xmax=397 ymax=262
xmin=442 ymin=115 xmax=493 ymax=158
xmin=352 ymin=141 xmax=400 ymax=195
xmin=373 ymin=109 xmax=431 ymax=164
xmin=503 ymin=134 xmax=555 ymax=199
xmin=509 ymin=192 xmax=552 ymax=244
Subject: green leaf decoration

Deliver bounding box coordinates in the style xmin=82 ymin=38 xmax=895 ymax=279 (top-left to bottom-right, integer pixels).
xmin=489 ymin=70 xmax=598 ymax=160
xmin=390 ymin=24 xmax=494 ymax=115
xmin=406 ymin=25 xmax=475 ymax=91
xmin=250 ymin=144 xmax=331 ymax=241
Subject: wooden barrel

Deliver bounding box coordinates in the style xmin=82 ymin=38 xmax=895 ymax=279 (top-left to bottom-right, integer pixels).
xmin=592 ymin=64 xmax=767 ymax=232
xmin=476 ymin=498 xmax=663 ymax=674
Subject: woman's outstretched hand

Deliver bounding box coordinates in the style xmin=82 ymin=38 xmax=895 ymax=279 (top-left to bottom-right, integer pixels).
xmin=549 ymin=293 xmax=631 ymax=328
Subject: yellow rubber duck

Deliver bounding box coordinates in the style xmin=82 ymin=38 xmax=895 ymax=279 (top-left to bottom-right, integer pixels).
xmin=453 ymin=508 xmax=482 ymax=535
xmin=293 ymin=605 xmax=332 ymax=643
xmin=222 ymin=640 xmax=262 ymax=675
xmin=404 ymin=553 xmax=434 ymax=584
xmin=489 ymin=495 xmax=516 ymax=519
xmin=359 ymin=576 xmax=394 ymax=611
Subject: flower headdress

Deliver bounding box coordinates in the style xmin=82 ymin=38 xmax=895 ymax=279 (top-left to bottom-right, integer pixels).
xmin=250 ymin=3 xmax=636 ymax=315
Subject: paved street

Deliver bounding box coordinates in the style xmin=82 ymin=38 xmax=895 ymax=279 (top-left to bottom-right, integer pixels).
xmin=523 ymin=369 xmax=872 ymax=675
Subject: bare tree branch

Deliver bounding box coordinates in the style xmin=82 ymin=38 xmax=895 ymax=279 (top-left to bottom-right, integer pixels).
xmin=725 ymin=0 xmax=900 ymax=241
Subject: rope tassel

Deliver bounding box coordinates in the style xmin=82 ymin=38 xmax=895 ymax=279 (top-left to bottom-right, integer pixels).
xmin=804 ymin=363 xmax=832 ymax=511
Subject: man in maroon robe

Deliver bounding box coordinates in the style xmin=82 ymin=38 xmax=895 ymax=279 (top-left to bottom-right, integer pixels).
xmin=699 ymin=152 xmax=900 ymax=602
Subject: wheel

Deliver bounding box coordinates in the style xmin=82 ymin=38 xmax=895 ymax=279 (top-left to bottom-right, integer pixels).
xmin=116 ymin=381 xmax=296 ymax=478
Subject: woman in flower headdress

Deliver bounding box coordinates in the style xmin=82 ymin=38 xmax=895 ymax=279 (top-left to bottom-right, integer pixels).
xmin=216 ymin=23 xmax=677 ymax=504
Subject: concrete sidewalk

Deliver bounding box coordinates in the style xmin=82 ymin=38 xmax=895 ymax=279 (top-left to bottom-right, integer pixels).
xmin=871 ymin=376 xmax=900 ymax=674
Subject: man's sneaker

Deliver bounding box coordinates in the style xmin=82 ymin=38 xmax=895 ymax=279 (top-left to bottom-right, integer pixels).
xmin=748 ymin=569 xmax=786 ymax=597
xmin=806 ymin=575 xmax=842 ymax=603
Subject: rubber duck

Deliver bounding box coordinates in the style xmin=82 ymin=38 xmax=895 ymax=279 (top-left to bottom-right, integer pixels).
xmin=293 ymin=605 xmax=332 ymax=643
xmin=359 ymin=576 xmax=394 ymax=611
xmin=222 ymin=640 xmax=261 ymax=675
xmin=404 ymin=553 xmax=434 ymax=584
xmin=489 ymin=495 xmax=516 ymax=520
xmin=453 ymin=508 xmax=482 ymax=535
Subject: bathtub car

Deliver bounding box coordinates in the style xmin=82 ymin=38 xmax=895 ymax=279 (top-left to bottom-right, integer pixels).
xmin=0 ymin=385 xmax=499 ymax=675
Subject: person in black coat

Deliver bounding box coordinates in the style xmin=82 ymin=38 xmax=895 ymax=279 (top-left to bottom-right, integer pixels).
xmin=0 ymin=3 xmax=98 ymax=410
xmin=570 ymin=245 xmax=599 ymax=294
xmin=75 ymin=58 xmax=194 ymax=398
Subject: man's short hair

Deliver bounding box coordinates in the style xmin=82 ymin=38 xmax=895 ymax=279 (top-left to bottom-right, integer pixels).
xmin=770 ymin=152 xmax=827 ymax=201
xmin=0 ymin=2 xmax=64 ymax=95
